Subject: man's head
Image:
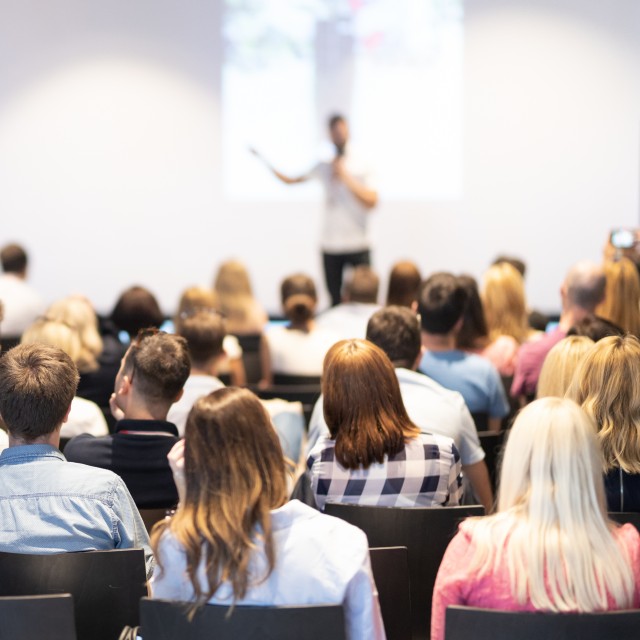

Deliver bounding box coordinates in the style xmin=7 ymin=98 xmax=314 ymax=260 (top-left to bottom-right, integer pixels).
xmin=561 ymin=261 xmax=606 ymax=314
xmin=176 ymin=312 xmax=226 ymax=370
xmin=0 ymin=343 xmax=79 ymax=443
xmin=114 ymin=328 xmax=190 ymax=418
xmin=343 ymin=266 xmax=379 ymax=304
xmin=328 ymin=113 xmax=349 ymax=154
xmin=1 ymin=243 xmax=28 ymax=277
xmin=111 ymin=286 xmax=164 ymax=340
xmin=366 ymin=306 xmax=421 ymax=370
xmin=417 ymin=272 xmax=468 ymax=336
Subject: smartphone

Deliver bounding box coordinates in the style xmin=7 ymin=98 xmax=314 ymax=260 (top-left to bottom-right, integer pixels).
xmin=610 ymin=228 xmax=637 ymax=250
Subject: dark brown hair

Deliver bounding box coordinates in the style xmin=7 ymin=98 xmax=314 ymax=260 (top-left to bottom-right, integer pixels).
xmin=366 ymin=306 xmax=421 ymax=369
xmin=417 ymin=272 xmax=467 ymax=335
xmin=0 ymin=343 xmax=79 ymax=440
xmin=177 ymin=312 xmax=226 ymax=366
xmin=1 ymin=243 xmax=28 ymax=274
xmin=111 ymin=286 xmax=164 ymax=338
xmin=345 ymin=266 xmax=379 ymax=304
xmin=456 ymin=274 xmax=489 ymax=350
xmin=386 ymin=261 xmax=421 ymax=307
xmin=322 ymin=339 xmax=419 ymax=469
xmin=281 ymin=274 xmax=317 ymax=324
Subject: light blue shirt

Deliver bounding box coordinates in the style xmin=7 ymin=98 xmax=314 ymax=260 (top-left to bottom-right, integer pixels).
xmin=0 ymin=444 xmax=154 ymax=578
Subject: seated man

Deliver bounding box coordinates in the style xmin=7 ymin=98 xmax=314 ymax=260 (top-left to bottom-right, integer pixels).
xmin=0 ymin=343 xmax=153 ymax=578
xmin=417 ymin=273 xmax=509 ymax=431
xmin=65 ymin=329 xmax=190 ymax=509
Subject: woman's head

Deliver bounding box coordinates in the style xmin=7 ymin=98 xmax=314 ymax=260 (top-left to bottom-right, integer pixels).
xmin=567 ymin=334 xmax=640 ymax=473
xmin=536 ymin=336 xmax=594 ymax=399
xmin=597 ymin=257 xmax=640 ymax=336
xmin=386 ymin=261 xmax=421 ymax=308
xmin=280 ymin=274 xmax=317 ymax=325
xmin=482 ymin=262 xmax=529 ymax=343
xmin=175 ymin=287 xmax=219 ymax=332
xmin=21 ymin=318 xmax=83 ymax=368
xmin=322 ymin=339 xmax=418 ymax=469
xmin=455 ymin=275 xmax=488 ymax=350
xmin=111 ymin=286 xmax=164 ymax=339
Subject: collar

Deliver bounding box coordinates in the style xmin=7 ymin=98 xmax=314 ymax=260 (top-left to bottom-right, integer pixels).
xmin=114 ymin=419 xmax=179 ymax=437
xmin=0 ymin=444 xmax=65 ymax=465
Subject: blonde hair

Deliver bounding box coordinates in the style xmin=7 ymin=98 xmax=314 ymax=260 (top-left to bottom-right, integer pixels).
xmin=536 ymin=336 xmax=594 ymax=399
xmin=596 ymin=258 xmax=640 ymax=336
xmin=213 ymin=260 xmax=262 ymax=331
xmin=482 ymin=263 xmax=529 ymax=343
xmin=21 ymin=318 xmax=83 ymax=366
xmin=566 ymin=334 xmax=640 ymax=473
xmin=175 ymin=286 xmax=219 ymax=332
xmin=464 ymin=398 xmax=635 ymax=611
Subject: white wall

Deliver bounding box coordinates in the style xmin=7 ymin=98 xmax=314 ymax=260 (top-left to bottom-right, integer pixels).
xmin=0 ymin=0 xmax=639 ymax=316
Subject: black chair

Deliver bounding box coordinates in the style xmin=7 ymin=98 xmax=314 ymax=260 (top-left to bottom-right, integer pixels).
xmin=255 ymin=385 xmax=321 ymax=428
xmin=609 ymin=511 xmax=640 ymax=531
xmin=140 ymin=598 xmax=346 ymax=640
xmin=140 ymin=508 xmax=170 ymax=534
xmin=235 ymin=333 xmax=263 ymax=385
xmin=324 ymin=504 xmax=484 ymax=640
xmin=369 ymin=547 xmax=412 ymax=640
xmin=477 ymin=430 xmax=507 ymax=492
xmin=0 ymin=335 xmax=21 ymax=355
xmin=0 ymin=594 xmax=77 ymax=640
xmin=273 ymin=374 xmax=322 ymax=386
xmin=444 ymin=605 xmax=640 ymax=640
xmin=0 ymin=549 xmax=147 ymax=640
xmin=59 ymin=437 xmax=71 ymax=453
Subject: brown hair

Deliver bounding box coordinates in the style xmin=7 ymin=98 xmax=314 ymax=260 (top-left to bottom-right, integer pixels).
xmin=151 ymin=387 xmax=288 ymax=607
xmin=281 ymin=274 xmax=317 ymax=324
xmin=111 ymin=286 xmax=164 ymax=338
xmin=177 ymin=312 xmax=226 ymax=366
xmin=0 ymin=243 xmax=27 ymax=274
xmin=0 ymin=343 xmax=79 ymax=440
xmin=366 ymin=306 xmax=421 ymax=369
xmin=386 ymin=261 xmax=421 ymax=307
xmin=322 ymin=339 xmax=419 ymax=469
xmin=456 ymin=274 xmax=489 ymax=350
xmin=596 ymin=258 xmax=640 ymax=337
xmin=344 ymin=266 xmax=379 ymax=304
xmin=175 ymin=287 xmax=219 ymax=328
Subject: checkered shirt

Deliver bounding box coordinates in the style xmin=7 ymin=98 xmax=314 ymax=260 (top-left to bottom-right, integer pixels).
xmin=307 ymin=432 xmax=463 ymax=511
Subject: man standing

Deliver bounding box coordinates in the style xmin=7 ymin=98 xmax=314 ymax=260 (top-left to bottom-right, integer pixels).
xmin=253 ymin=114 xmax=378 ymax=306
xmin=0 ymin=343 xmax=153 ymax=578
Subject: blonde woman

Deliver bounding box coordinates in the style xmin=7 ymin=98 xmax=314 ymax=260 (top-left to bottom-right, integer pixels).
xmin=431 ymin=398 xmax=640 ymax=640
xmin=536 ymin=336 xmax=594 ymax=399
xmin=567 ymin=334 xmax=640 ymax=511
xmin=596 ymin=257 xmax=640 ymax=336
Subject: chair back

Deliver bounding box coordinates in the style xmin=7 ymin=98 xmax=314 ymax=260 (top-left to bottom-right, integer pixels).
xmin=444 ymin=605 xmax=640 ymax=640
xmin=255 ymin=385 xmax=321 ymax=427
xmin=470 ymin=412 xmax=489 ymax=432
xmin=140 ymin=598 xmax=346 ymax=640
xmin=0 ymin=594 xmax=77 ymax=640
xmin=477 ymin=430 xmax=507 ymax=492
xmin=0 ymin=549 xmax=147 ymax=640
xmin=608 ymin=511 xmax=640 ymax=531
xmin=273 ymin=374 xmax=322 ymax=386
xmin=235 ymin=333 xmax=263 ymax=384
xmin=140 ymin=508 xmax=170 ymax=534
xmin=369 ymin=547 xmax=412 ymax=640
xmin=324 ymin=503 xmax=484 ymax=640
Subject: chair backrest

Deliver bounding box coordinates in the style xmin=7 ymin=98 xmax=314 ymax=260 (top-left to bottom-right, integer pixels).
xmin=140 ymin=598 xmax=346 ymax=640
xmin=608 ymin=511 xmax=640 ymax=531
xmin=140 ymin=508 xmax=170 ymax=534
xmin=324 ymin=503 xmax=484 ymax=640
xmin=235 ymin=333 xmax=263 ymax=384
xmin=273 ymin=374 xmax=322 ymax=387
xmin=444 ymin=605 xmax=640 ymax=640
xmin=369 ymin=547 xmax=412 ymax=640
xmin=0 ymin=549 xmax=147 ymax=640
xmin=470 ymin=412 xmax=489 ymax=432
xmin=255 ymin=385 xmax=322 ymax=427
xmin=0 ymin=594 xmax=77 ymax=640
xmin=477 ymin=430 xmax=507 ymax=492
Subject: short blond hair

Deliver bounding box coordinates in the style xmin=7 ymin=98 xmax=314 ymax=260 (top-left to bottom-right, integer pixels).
xmin=537 ymin=336 xmax=594 ymax=399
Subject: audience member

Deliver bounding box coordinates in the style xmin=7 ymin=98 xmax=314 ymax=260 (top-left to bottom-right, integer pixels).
xmin=65 ymin=329 xmax=190 ymax=509
xmin=0 ymin=243 xmax=45 ymax=337
xmin=0 ymin=344 xmax=153 ymax=576
xmin=536 ymin=336 xmax=594 ymax=399
xmin=307 ymin=339 xmax=462 ymax=510
xmin=567 ymin=335 xmax=640 ymax=512
xmin=417 ymin=273 xmax=509 ymax=430
xmin=21 ymin=318 xmax=108 ymax=438
xmin=111 ymin=285 xmax=164 ymax=341
xmin=596 ymin=257 xmax=640 ymax=337
xmin=511 ymin=261 xmax=605 ymax=400
xmin=567 ymin=315 xmax=625 ymax=341
xmin=386 ymin=260 xmax=421 ymax=307
xmin=151 ymin=387 xmax=385 ymax=639
xmin=213 ymin=260 xmax=268 ymax=335
xmin=455 ymin=275 xmax=489 ymax=353
xmin=431 ymin=398 xmax=640 ymax=640
xmin=316 ymin=265 xmax=381 ymax=339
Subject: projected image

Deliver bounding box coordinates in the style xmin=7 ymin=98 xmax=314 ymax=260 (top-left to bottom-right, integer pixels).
xmin=222 ymin=0 xmax=463 ymax=201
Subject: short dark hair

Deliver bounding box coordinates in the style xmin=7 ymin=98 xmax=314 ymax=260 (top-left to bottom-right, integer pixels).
xmin=177 ymin=312 xmax=226 ymax=366
xmin=1 ymin=243 xmax=28 ymax=274
xmin=567 ymin=315 xmax=625 ymax=342
xmin=122 ymin=329 xmax=190 ymax=402
xmin=417 ymin=273 xmax=468 ymax=335
xmin=328 ymin=113 xmax=346 ymax=129
xmin=345 ymin=266 xmax=379 ymax=304
xmin=455 ymin=274 xmax=488 ymax=350
xmin=366 ymin=306 xmax=421 ymax=369
xmin=111 ymin=286 xmax=164 ymax=338
xmin=0 ymin=343 xmax=79 ymax=440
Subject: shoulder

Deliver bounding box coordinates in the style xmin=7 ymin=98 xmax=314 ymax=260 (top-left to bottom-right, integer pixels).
xmin=59 ymin=458 xmax=123 ymax=491
xmin=411 ymin=432 xmax=458 ymax=456
xmin=64 ymin=434 xmax=112 ymax=459
xmin=613 ymin=522 xmax=640 ymax=553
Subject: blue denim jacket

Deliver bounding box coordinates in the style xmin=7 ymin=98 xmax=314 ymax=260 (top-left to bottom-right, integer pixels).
xmin=0 ymin=444 xmax=154 ymax=578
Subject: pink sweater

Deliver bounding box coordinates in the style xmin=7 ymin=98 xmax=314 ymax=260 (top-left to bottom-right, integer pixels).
xmin=431 ymin=522 xmax=640 ymax=640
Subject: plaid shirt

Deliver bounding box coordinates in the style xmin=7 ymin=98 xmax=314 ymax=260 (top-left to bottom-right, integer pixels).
xmin=307 ymin=432 xmax=463 ymax=511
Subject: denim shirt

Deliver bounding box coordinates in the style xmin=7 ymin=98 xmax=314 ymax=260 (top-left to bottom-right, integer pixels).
xmin=0 ymin=444 xmax=154 ymax=578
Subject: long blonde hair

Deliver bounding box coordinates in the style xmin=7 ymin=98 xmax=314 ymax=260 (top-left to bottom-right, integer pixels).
xmin=567 ymin=334 xmax=640 ymax=473
xmin=596 ymin=258 xmax=640 ymax=336
xmin=482 ymin=263 xmax=529 ymax=343
xmin=213 ymin=260 xmax=263 ymax=332
xmin=463 ymin=398 xmax=635 ymax=611
xmin=536 ymin=336 xmax=594 ymax=399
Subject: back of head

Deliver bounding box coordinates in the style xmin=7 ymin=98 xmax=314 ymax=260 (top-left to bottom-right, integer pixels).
xmin=213 ymin=260 xmax=256 ymax=323
xmin=567 ymin=315 xmax=625 ymax=342
xmin=366 ymin=306 xmax=421 ymax=369
xmin=0 ymin=343 xmax=79 ymax=441
xmin=344 ymin=266 xmax=379 ymax=304
xmin=417 ymin=272 xmax=467 ymax=335
xmin=281 ymin=273 xmax=317 ymax=324
xmin=536 ymin=336 xmax=594 ymax=399
xmin=455 ymin=274 xmax=488 ymax=349
xmin=153 ymin=387 xmax=287 ymax=605
xmin=21 ymin=318 xmax=83 ymax=366
xmin=322 ymin=339 xmax=418 ymax=469
xmin=111 ymin=286 xmax=164 ymax=339
xmin=482 ymin=262 xmax=529 ymax=342
xmin=177 ymin=287 xmax=218 ymax=319
xmin=566 ymin=334 xmax=640 ymax=474
xmin=563 ymin=261 xmax=606 ymax=313
xmin=596 ymin=258 xmax=640 ymax=336
xmin=0 ymin=243 xmax=28 ymax=274
xmin=386 ymin=261 xmax=421 ymax=307
xmin=492 ymin=255 xmax=526 ymax=278
xmin=177 ymin=311 xmax=226 ymax=367
xmin=123 ymin=329 xmax=190 ymax=403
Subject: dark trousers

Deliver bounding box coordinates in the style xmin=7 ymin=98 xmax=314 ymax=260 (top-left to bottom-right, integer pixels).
xmin=322 ymin=249 xmax=371 ymax=307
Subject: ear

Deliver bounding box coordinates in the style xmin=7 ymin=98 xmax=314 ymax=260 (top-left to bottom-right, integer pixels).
xmin=62 ymin=403 xmax=72 ymax=424
xmin=411 ymin=300 xmax=419 ymax=313
xmin=412 ymin=346 xmax=426 ymax=371
xmin=118 ymin=375 xmax=133 ymax=397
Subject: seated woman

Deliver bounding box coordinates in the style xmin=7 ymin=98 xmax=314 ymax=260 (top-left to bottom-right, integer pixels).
xmin=567 ymin=334 xmax=640 ymax=512
xmin=151 ymin=387 xmax=384 ymax=640
xmin=596 ymin=257 xmax=640 ymax=337
xmin=307 ymin=339 xmax=462 ymax=510
xmin=431 ymin=397 xmax=640 ymax=640
xmin=536 ymin=335 xmax=594 ymax=398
